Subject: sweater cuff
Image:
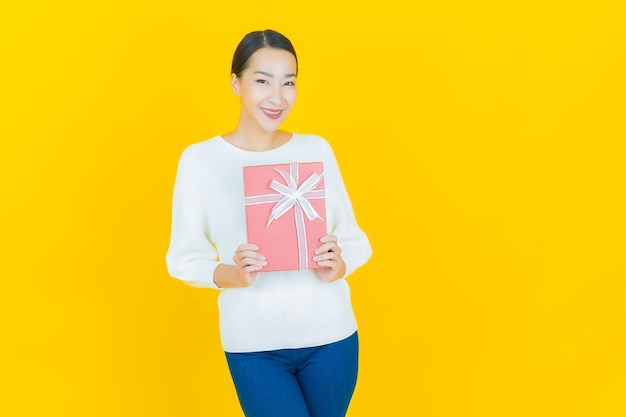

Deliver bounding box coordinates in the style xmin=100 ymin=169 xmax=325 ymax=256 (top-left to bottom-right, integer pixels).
xmin=167 ymin=258 xmax=222 ymax=290
xmin=341 ymin=244 xmax=372 ymax=278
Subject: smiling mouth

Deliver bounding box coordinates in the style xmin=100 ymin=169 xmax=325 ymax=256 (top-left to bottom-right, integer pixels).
xmin=261 ymin=108 xmax=284 ymax=119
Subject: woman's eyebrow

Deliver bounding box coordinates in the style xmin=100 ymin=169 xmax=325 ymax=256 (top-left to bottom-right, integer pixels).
xmin=253 ymin=70 xmax=273 ymax=77
xmin=253 ymin=70 xmax=296 ymax=78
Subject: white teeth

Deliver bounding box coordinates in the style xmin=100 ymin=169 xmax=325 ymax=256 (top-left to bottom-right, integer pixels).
xmin=263 ymin=108 xmax=281 ymax=114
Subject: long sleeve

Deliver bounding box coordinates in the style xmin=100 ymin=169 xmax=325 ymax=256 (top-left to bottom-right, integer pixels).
xmin=322 ymin=143 xmax=372 ymax=278
xmin=166 ymin=147 xmax=221 ymax=289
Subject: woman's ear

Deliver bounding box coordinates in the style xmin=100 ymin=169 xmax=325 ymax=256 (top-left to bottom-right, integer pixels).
xmin=230 ymin=73 xmax=240 ymax=96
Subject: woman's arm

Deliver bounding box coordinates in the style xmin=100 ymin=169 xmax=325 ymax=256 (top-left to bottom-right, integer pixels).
xmin=321 ymin=141 xmax=372 ymax=278
xmin=166 ymin=147 xmax=223 ymax=289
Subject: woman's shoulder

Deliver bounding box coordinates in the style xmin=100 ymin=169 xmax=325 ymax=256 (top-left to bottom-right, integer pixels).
xmin=184 ymin=135 xmax=223 ymax=152
xmin=292 ymin=132 xmax=334 ymax=153
xmin=179 ymin=136 xmax=223 ymax=160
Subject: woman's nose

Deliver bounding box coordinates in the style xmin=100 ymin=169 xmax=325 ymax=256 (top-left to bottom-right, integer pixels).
xmin=267 ymin=85 xmax=282 ymax=104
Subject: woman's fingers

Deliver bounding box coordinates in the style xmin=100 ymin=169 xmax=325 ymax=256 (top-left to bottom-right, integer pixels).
xmin=313 ymin=235 xmax=344 ymax=272
xmin=233 ymin=244 xmax=267 ymax=268
xmin=314 ymin=235 xmax=342 ymax=258
xmin=313 ymin=234 xmax=346 ymax=281
xmin=314 ymin=244 xmax=342 ymax=257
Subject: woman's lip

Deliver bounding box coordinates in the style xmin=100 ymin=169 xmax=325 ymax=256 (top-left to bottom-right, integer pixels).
xmin=261 ymin=108 xmax=284 ymax=120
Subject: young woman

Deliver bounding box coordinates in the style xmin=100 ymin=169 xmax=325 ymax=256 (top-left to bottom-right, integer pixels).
xmin=166 ymin=29 xmax=372 ymax=417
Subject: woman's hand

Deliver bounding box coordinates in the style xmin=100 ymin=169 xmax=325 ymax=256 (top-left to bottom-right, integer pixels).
xmin=214 ymin=244 xmax=266 ymax=288
xmin=232 ymin=243 xmax=267 ymax=286
xmin=313 ymin=235 xmax=346 ymax=282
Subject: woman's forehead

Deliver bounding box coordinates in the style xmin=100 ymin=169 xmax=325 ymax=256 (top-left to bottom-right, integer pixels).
xmin=246 ymin=48 xmax=297 ymax=74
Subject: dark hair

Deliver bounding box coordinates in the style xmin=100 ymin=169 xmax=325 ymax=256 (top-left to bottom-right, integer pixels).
xmin=231 ymin=29 xmax=298 ymax=77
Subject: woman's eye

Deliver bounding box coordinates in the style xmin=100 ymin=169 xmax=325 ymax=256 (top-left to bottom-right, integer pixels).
xmin=256 ymin=79 xmax=269 ymax=84
xmin=284 ymin=81 xmax=295 ymax=86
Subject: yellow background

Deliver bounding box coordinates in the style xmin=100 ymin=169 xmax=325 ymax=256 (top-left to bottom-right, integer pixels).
xmin=2 ymin=1 xmax=625 ymax=416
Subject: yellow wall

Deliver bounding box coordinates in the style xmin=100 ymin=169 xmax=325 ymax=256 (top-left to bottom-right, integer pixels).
xmin=2 ymin=1 xmax=625 ymax=416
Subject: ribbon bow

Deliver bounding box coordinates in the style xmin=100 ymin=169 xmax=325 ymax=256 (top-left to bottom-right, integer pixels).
xmin=267 ymin=168 xmax=324 ymax=227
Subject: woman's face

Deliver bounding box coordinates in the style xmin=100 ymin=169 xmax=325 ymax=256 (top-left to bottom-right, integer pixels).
xmin=232 ymin=47 xmax=297 ymax=134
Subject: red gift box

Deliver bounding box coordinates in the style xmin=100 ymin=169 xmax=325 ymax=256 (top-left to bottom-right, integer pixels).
xmin=243 ymin=162 xmax=327 ymax=271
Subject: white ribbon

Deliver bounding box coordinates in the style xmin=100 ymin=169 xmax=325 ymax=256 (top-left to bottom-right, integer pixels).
xmin=267 ymin=166 xmax=324 ymax=227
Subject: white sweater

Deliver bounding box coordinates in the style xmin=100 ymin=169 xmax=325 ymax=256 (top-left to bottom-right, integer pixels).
xmin=166 ymin=133 xmax=372 ymax=352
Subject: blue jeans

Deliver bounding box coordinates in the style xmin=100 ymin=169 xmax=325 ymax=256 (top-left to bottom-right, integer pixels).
xmin=225 ymin=332 xmax=359 ymax=417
